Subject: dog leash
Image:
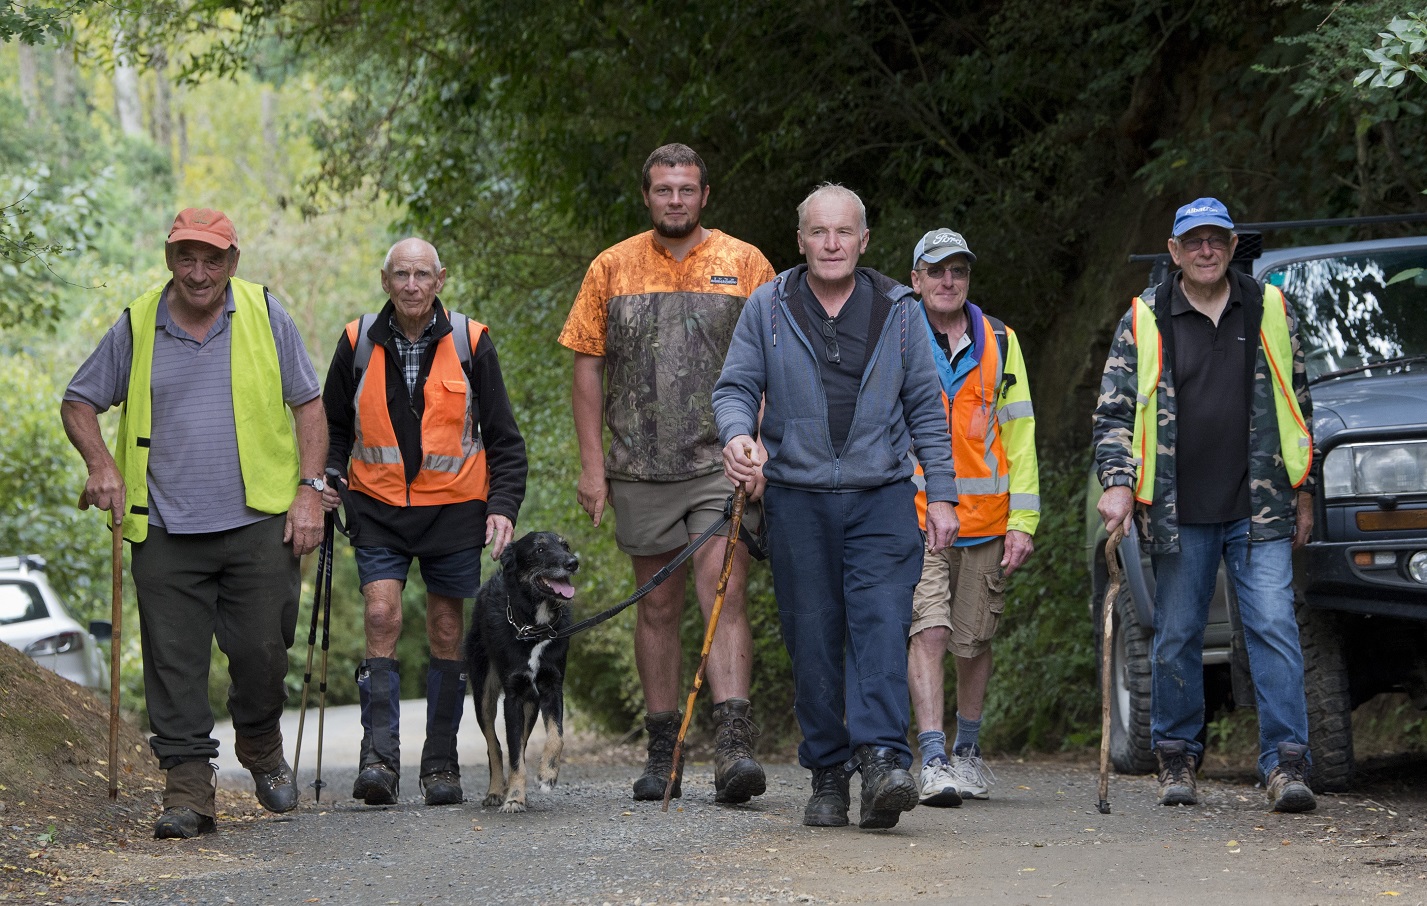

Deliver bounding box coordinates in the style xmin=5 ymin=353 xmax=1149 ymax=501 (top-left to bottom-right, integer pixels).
xmin=514 ymin=497 xmax=741 ymax=642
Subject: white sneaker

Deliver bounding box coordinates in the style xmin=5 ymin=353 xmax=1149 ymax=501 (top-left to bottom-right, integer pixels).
xmin=949 ymin=748 xmax=996 ymax=800
xmin=918 ymin=759 xmax=963 ymax=807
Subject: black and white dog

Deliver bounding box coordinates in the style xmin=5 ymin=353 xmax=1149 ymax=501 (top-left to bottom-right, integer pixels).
xmin=465 ymin=531 xmax=578 ymax=813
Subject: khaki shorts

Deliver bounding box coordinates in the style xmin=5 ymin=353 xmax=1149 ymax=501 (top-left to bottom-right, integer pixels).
xmin=909 ymin=536 xmax=1007 ymax=659
xmin=608 ymin=471 xmax=763 ymax=557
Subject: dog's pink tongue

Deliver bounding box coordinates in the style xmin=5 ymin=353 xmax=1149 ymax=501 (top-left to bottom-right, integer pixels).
xmin=548 ymin=578 xmax=575 ymax=599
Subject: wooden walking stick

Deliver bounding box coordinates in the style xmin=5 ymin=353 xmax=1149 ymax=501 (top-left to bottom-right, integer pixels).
xmin=108 ymin=518 xmax=123 ymax=800
xmin=662 ymin=486 xmax=748 ymax=812
xmin=1098 ymin=525 xmax=1126 ymax=815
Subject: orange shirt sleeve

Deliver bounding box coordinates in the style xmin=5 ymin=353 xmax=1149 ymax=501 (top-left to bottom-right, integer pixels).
xmin=558 ymin=255 xmax=611 ymax=357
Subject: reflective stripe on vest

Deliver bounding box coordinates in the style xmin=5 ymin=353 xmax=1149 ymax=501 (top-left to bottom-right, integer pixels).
xmin=345 ymin=317 xmax=491 ymax=507
xmin=914 ymin=313 xmax=1011 ymax=536
xmin=1129 ymin=286 xmax=1312 ymax=505
xmin=117 ymin=278 xmax=298 ymax=543
xmin=1259 ymin=285 xmax=1313 ymax=487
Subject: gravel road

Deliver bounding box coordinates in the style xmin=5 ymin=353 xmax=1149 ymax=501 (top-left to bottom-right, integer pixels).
xmin=67 ymin=745 xmax=1427 ymax=905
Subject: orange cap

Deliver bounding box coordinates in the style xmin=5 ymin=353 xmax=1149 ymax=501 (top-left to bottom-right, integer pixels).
xmin=167 ymin=208 xmax=239 ymax=250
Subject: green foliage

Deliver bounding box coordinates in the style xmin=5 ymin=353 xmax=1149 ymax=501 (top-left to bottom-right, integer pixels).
xmin=0 ymin=351 xmax=110 ymax=617
xmin=1356 ymin=13 xmax=1427 ymax=90
xmin=0 ymin=1 xmax=93 ymax=45
xmin=981 ymin=447 xmax=1099 ymax=753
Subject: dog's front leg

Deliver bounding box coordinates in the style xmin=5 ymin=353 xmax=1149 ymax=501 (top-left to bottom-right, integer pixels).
xmin=479 ymin=666 xmax=507 ymax=806
xmin=500 ymin=697 xmax=537 ymax=813
xmin=536 ymin=673 xmax=565 ymax=790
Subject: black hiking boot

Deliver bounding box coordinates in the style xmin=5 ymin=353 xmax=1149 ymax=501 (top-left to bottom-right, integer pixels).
xmin=632 ymin=711 xmax=683 ymax=801
xmin=712 ymin=698 xmax=766 ymax=804
xmin=804 ymin=765 xmax=851 ymax=827
xmin=160 ymin=759 xmax=217 ymax=832
xmin=251 ymin=758 xmax=299 ymax=813
xmin=421 ymin=771 xmax=464 ymax=806
xmin=235 ymin=728 xmax=297 ymax=813
xmin=354 ymin=658 xmax=402 ymax=805
xmin=352 ymin=762 xmax=400 ymax=805
xmin=153 ymin=807 xmax=216 ymax=839
xmin=855 ymin=745 xmax=918 ymax=829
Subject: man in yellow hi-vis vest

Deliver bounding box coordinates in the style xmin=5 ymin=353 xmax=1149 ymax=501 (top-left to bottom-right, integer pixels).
xmin=62 ymin=208 xmax=328 ymax=838
xmin=1092 ymin=197 xmax=1316 ymax=813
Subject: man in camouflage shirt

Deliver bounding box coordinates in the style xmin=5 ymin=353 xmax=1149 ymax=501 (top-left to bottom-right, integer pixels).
xmin=1092 ymin=197 xmax=1317 ymax=813
xmin=559 ymin=143 xmax=775 ymax=805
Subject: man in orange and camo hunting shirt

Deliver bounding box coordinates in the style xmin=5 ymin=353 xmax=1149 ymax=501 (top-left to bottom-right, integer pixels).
xmin=559 ymin=143 xmax=775 ymax=806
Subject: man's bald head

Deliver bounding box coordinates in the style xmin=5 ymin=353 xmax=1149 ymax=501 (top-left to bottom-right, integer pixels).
xmin=383 ymin=237 xmax=442 ymax=273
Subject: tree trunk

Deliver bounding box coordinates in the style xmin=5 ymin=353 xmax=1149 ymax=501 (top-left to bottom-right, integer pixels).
xmin=149 ymin=48 xmax=174 ymax=165
xmin=112 ymin=30 xmax=143 ymax=138
xmin=261 ymin=87 xmax=282 ymax=192
xmin=17 ymin=44 xmax=38 ymax=124
xmin=51 ymin=41 xmax=75 ymax=113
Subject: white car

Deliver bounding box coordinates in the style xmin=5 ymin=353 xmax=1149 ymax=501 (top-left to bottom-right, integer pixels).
xmin=0 ymin=555 xmax=111 ymax=690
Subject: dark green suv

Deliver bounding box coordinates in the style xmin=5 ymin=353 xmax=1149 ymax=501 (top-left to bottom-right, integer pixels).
xmin=1087 ymin=226 xmax=1427 ymax=791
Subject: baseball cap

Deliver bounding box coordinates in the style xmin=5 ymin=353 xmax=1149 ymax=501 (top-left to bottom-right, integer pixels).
xmin=167 ymin=208 xmax=239 ymax=250
xmin=1171 ymin=198 xmax=1234 ymax=237
xmin=911 ymin=228 xmax=976 ymax=269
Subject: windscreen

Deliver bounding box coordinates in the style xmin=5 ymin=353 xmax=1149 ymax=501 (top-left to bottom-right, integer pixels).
xmin=1266 ymin=246 xmax=1427 ymax=382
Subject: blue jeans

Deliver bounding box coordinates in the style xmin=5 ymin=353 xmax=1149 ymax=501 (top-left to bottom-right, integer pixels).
xmin=765 ymin=482 xmax=924 ymax=771
xmin=1150 ymin=519 xmax=1309 ymax=778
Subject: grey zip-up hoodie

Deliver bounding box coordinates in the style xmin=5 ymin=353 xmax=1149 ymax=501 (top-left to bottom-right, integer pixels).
xmin=713 ymin=265 xmax=956 ymax=502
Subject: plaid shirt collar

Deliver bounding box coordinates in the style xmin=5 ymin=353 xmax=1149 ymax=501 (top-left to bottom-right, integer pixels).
xmin=388 ymin=310 xmax=438 ymax=395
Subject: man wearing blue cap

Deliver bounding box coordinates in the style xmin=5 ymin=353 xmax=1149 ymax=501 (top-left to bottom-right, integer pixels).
xmin=1091 ymin=197 xmax=1317 ymax=812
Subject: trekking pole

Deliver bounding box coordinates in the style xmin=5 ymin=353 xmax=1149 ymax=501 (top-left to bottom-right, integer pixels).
xmin=312 ymin=474 xmax=340 ymax=802
xmin=292 ymin=514 xmax=330 ymax=782
xmin=107 ymin=518 xmax=123 ymax=800
xmin=1098 ymin=525 xmax=1126 ymax=815
xmin=663 ymin=485 xmax=747 ymax=812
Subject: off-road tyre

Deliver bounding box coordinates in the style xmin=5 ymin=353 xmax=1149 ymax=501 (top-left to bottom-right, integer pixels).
xmin=1108 ymin=579 xmax=1158 ymax=774
xmin=1295 ymin=598 xmax=1353 ymax=792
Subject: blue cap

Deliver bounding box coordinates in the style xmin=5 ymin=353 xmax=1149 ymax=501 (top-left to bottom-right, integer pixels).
xmin=1171 ymin=197 xmax=1234 ymax=237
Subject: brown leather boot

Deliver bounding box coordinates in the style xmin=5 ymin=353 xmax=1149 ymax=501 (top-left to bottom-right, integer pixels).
xmin=632 ymin=711 xmax=683 ymax=801
xmin=711 ymin=698 xmax=766 ymax=804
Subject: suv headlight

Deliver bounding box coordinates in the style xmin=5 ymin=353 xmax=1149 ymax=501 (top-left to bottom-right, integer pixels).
xmin=1322 ymin=441 xmax=1427 ymax=499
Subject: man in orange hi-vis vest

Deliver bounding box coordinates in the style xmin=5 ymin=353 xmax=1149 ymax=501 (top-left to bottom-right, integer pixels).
xmin=322 ymin=237 xmax=528 ymax=809
xmin=906 ymin=228 xmax=1039 ymax=809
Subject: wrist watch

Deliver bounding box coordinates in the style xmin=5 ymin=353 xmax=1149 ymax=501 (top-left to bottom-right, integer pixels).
xmin=299 ymin=477 xmax=327 ymax=493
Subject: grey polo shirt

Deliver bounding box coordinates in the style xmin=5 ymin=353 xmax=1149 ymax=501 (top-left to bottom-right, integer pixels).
xmin=64 ymin=282 xmax=320 ymax=535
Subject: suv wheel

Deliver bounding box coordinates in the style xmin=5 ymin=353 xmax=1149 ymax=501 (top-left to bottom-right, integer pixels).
xmin=1107 ymin=579 xmax=1157 ymax=774
xmin=1296 ymin=598 xmax=1353 ymax=792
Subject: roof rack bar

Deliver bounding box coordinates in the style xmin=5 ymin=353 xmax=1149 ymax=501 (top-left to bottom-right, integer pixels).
xmin=1236 ymin=212 xmax=1427 ymax=231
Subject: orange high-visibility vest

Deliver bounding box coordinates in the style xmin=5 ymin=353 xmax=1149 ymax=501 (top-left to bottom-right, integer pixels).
xmin=915 ymin=313 xmax=1010 ymax=537
xmin=345 ymin=318 xmax=490 ymax=507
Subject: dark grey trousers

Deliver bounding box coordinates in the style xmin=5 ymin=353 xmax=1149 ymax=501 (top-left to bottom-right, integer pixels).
xmin=130 ymin=516 xmax=300 ymax=767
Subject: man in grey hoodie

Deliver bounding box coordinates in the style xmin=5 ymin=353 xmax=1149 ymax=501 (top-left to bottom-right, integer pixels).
xmin=714 ymin=184 xmax=959 ymax=830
